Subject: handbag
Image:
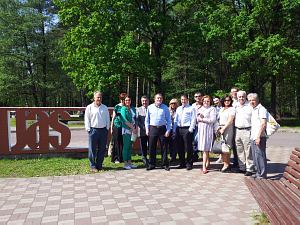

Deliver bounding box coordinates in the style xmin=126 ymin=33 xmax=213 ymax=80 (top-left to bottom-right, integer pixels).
xmin=266 ymin=112 xmax=280 ymax=137
xmin=212 ymin=134 xmax=230 ymax=154
xmin=131 ymin=132 xmax=137 ymax=142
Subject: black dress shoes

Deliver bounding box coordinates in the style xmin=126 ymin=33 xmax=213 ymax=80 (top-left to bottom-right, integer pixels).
xmin=146 ymin=165 xmax=155 ymax=171
xmin=163 ymin=166 xmax=170 ymax=171
xmin=244 ymin=171 xmax=253 ymax=176
xmin=176 ymin=164 xmax=186 ymax=169
xmin=186 ymin=166 xmax=192 ymax=170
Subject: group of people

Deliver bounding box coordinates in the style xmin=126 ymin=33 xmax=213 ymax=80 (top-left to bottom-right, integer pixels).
xmin=84 ymin=88 xmax=269 ymax=179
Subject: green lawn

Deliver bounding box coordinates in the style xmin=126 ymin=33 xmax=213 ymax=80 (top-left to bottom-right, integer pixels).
xmin=279 ymin=118 xmax=300 ymax=128
xmin=0 ymin=155 xmax=145 ymax=178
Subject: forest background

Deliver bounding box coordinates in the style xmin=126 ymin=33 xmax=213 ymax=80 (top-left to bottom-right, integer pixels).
xmin=0 ymin=0 xmax=299 ymax=119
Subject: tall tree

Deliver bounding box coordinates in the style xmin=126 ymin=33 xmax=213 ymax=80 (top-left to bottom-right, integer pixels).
xmin=0 ymin=0 xmax=76 ymax=106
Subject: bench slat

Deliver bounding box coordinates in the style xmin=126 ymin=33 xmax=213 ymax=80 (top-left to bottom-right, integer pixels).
xmin=285 ymin=166 xmax=300 ymax=180
xmin=258 ymin=179 xmax=296 ymax=224
xmin=287 ymin=160 xmax=300 ymax=173
xmin=290 ymin=154 xmax=300 ymax=164
xmin=283 ymin=171 xmax=300 ymax=189
xmin=245 ymin=178 xmax=282 ymax=225
xmin=280 ymin=177 xmax=300 ymax=198
xmin=268 ymin=180 xmax=300 ymax=214
xmin=245 ymin=147 xmax=300 ymax=225
xmin=292 ymin=149 xmax=300 ymax=158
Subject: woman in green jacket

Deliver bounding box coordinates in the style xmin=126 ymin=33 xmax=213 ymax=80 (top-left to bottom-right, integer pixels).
xmin=121 ymin=96 xmax=137 ymax=170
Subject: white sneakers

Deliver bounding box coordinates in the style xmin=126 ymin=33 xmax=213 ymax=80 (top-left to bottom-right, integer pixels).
xmin=129 ymin=164 xmax=137 ymax=169
xmin=123 ymin=164 xmax=131 ymax=170
xmin=123 ymin=163 xmax=137 ymax=170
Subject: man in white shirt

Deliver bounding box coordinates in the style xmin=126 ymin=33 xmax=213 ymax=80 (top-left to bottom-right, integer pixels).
xmin=248 ymin=93 xmax=267 ymax=179
xmin=230 ymin=87 xmax=239 ymax=167
xmin=231 ymin=87 xmax=239 ymax=108
xmin=234 ymin=90 xmax=253 ymax=176
xmin=84 ymin=91 xmax=110 ymax=172
xmin=173 ymin=94 xmax=196 ymax=170
xmin=192 ymin=92 xmax=203 ymax=161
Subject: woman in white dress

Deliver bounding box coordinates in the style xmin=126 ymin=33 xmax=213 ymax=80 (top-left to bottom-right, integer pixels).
xmin=217 ymin=95 xmax=235 ymax=172
xmin=197 ymin=95 xmax=217 ymax=174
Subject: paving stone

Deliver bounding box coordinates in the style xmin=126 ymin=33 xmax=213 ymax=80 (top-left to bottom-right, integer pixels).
xmin=1 ymin=143 xmax=291 ymax=224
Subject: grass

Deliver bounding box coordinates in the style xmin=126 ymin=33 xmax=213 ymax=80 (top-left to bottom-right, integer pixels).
xmin=279 ymin=118 xmax=300 ymax=129
xmin=0 ymin=155 xmax=145 ymax=178
xmin=252 ymin=211 xmax=270 ymax=225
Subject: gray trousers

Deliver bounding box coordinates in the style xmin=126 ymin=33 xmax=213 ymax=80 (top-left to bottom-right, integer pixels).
xmin=235 ymin=129 xmax=253 ymax=171
xmin=251 ymin=137 xmax=267 ymax=178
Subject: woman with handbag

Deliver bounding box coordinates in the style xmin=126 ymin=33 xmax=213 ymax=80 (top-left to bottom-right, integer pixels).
xmin=217 ymin=95 xmax=235 ymax=172
xmin=197 ymin=95 xmax=217 ymax=174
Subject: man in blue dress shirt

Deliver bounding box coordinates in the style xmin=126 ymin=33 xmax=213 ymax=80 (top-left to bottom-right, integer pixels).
xmin=145 ymin=93 xmax=172 ymax=171
xmin=173 ymin=94 xmax=196 ymax=170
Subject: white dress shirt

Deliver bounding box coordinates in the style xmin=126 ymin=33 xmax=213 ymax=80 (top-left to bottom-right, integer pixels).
xmin=84 ymin=103 xmax=110 ymax=132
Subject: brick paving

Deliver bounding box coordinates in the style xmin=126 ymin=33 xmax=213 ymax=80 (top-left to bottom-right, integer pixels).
xmin=1 ymin=130 xmax=298 ymax=225
xmin=0 ymin=166 xmax=260 ymax=225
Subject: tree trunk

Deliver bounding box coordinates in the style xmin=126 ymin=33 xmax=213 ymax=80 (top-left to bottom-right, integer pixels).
xmin=271 ymin=75 xmax=277 ymax=117
xmin=24 ymin=35 xmax=39 ymax=106
xmin=40 ymin=15 xmax=47 ymax=107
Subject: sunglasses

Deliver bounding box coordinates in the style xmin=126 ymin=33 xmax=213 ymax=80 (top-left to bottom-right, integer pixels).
xmin=194 ymin=96 xmax=201 ymax=98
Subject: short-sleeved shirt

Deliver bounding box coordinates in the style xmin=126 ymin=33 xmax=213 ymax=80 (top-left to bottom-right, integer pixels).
xmin=218 ymin=107 xmax=235 ymax=125
xmin=251 ymin=104 xmax=267 ymax=140
xmin=235 ymin=102 xmax=253 ymax=128
xmin=113 ymin=104 xmax=123 ymax=128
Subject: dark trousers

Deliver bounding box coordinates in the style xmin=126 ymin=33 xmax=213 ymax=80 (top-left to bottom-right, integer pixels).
xmin=111 ymin=126 xmax=123 ymax=162
xmin=140 ymin=136 xmax=149 ymax=165
xmin=251 ymin=137 xmax=267 ymax=178
xmin=166 ymin=131 xmax=177 ymax=161
xmin=177 ymin=127 xmax=193 ymax=167
xmin=88 ymin=127 xmax=108 ymax=170
xmin=149 ymin=126 xmax=169 ymax=167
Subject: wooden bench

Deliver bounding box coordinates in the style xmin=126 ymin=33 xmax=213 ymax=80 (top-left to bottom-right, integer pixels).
xmin=245 ymin=147 xmax=300 ymax=225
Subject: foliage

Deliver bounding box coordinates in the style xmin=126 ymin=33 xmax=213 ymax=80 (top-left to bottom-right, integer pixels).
xmin=0 ymin=0 xmax=299 ymax=117
xmin=0 ymin=0 xmax=78 ymax=106
xmin=252 ymin=210 xmax=270 ymax=225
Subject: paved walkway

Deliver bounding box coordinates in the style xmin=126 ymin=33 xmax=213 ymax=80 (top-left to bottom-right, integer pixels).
xmin=0 ymin=132 xmax=298 ymax=225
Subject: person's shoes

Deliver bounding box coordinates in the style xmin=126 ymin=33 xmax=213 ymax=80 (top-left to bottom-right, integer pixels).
xmin=231 ymin=167 xmax=244 ymax=173
xmin=244 ymin=171 xmax=252 ymax=176
xmin=176 ymin=164 xmax=186 ymax=169
xmin=202 ymin=169 xmax=208 ymax=174
xmin=123 ymin=164 xmax=132 ymax=170
xmin=142 ymin=158 xmax=149 ymax=167
xmin=163 ymin=166 xmax=170 ymax=171
xmin=90 ymin=168 xmax=98 ymax=173
xmin=251 ymin=174 xmax=266 ymax=179
xmin=215 ymin=157 xmax=223 ymax=164
xmin=146 ymin=165 xmax=155 ymax=171
xmin=186 ymin=166 xmax=193 ymax=170
xmin=129 ymin=164 xmax=137 ymax=169
xmin=221 ymin=166 xmax=231 ymax=173
xmin=114 ymin=160 xmax=120 ymax=164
